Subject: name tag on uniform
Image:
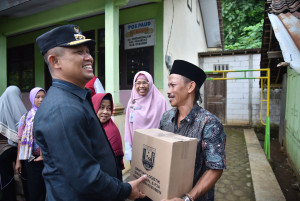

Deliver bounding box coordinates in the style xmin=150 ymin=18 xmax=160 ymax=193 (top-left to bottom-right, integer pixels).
xmin=129 ymin=112 xmax=134 ymax=123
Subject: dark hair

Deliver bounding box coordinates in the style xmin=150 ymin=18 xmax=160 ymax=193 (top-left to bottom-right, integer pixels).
xmin=182 ymin=76 xmax=202 ymax=105
xmin=43 ymin=47 xmax=65 ymax=73
xmin=102 ymin=94 xmax=112 ymax=101
xmin=102 ymin=94 xmax=113 ymax=111
xmin=43 ymin=53 xmax=50 ymax=67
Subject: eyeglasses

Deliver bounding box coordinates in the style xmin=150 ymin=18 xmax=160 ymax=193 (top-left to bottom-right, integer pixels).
xmin=135 ymin=81 xmax=149 ymax=86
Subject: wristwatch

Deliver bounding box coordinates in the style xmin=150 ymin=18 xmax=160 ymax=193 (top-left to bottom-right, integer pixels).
xmin=182 ymin=195 xmax=191 ymax=201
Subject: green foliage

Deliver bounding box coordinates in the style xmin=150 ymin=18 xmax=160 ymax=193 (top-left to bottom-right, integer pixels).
xmin=222 ymin=0 xmax=264 ymax=50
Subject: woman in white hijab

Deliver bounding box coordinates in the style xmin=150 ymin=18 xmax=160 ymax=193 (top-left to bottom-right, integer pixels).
xmin=0 ymin=86 xmax=27 ymax=201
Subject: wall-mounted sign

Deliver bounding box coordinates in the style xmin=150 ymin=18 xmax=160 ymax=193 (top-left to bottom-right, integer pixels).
xmin=124 ymin=19 xmax=155 ymax=50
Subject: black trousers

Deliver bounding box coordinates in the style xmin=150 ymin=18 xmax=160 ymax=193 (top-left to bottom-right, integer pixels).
xmin=0 ymin=147 xmax=30 ymax=201
xmin=0 ymin=147 xmax=17 ymax=201
xmin=24 ymin=160 xmax=46 ymax=201
xmin=20 ymin=160 xmax=30 ymax=201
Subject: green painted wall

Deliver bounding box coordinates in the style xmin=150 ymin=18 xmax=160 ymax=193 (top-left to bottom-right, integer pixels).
xmin=0 ymin=34 xmax=7 ymax=94
xmin=1 ymin=2 xmax=163 ymax=92
xmin=105 ymin=1 xmax=120 ymax=102
xmin=285 ymin=67 xmax=300 ymax=179
xmin=0 ymin=0 xmax=106 ymax=36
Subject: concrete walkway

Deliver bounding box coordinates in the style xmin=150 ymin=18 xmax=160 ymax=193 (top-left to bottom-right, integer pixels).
xmin=244 ymin=129 xmax=285 ymax=201
xmin=215 ymin=128 xmax=255 ymax=201
xmin=215 ymin=128 xmax=285 ymax=201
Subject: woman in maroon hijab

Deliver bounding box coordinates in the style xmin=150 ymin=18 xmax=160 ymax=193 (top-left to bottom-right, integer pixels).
xmin=92 ymin=93 xmax=125 ymax=180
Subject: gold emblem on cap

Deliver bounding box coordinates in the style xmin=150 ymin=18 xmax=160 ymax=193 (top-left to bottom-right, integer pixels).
xmin=74 ymin=34 xmax=86 ymax=41
xmin=74 ymin=26 xmax=80 ymax=33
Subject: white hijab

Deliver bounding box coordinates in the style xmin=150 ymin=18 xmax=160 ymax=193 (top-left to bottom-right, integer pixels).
xmin=0 ymin=86 xmax=27 ymax=143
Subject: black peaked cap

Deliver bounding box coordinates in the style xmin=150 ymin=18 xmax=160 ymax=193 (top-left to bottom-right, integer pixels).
xmin=170 ymin=60 xmax=207 ymax=88
xmin=36 ymin=24 xmax=95 ymax=55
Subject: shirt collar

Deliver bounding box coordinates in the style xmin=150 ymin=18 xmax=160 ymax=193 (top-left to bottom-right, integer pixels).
xmin=171 ymin=104 xmax=200 ymax=125
xmin=52 ymin=79 xmax=91 ymax=100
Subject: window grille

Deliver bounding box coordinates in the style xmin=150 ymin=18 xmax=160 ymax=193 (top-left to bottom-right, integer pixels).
xmin=213 ymin=64 xmax=229 ymax=71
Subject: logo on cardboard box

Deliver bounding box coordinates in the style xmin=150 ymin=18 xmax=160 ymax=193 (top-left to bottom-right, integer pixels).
xmin=142 ymin=144 xmax=156 ymax=171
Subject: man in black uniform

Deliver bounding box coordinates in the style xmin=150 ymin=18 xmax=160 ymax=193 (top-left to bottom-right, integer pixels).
xmin=34 ymin=24 xmax=146 ymax=201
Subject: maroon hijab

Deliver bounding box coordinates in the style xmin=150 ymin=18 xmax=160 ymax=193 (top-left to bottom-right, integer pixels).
xmin=92 ymin=93 xmax=124 ymax=169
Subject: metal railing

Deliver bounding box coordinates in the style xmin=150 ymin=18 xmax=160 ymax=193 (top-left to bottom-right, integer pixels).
xmin=204 ymin=69 xmax=271 ymax=159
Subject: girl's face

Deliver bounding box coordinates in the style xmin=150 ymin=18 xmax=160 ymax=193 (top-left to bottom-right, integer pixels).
xmin=135 ymin=78 xmax=149 ymax=96
xmin=97 ymin=99 xmax=112 ymax=124
xmin=34 ymin=90 xmax=46 ymax=108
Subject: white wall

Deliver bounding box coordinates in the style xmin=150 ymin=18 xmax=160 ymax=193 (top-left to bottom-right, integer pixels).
xmin=260 ymin=88 xmax=281 ymax=125
xmin=163 ymin=0 xmax=208 ymax=98
xmin=200 ymin=54 xmax=281 ymax=126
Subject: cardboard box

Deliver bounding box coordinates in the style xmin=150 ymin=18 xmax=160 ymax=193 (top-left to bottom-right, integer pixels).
xmin=130 ymin=128 xmax=197 ymax=200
